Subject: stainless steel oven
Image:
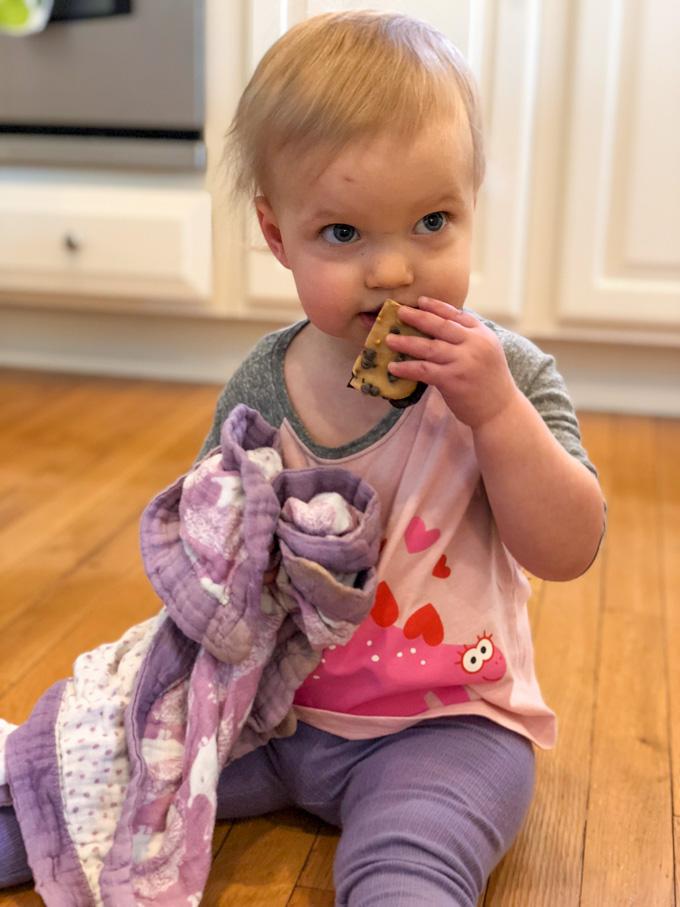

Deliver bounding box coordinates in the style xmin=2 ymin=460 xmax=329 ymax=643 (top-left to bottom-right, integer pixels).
xmin=0 ymin=0 xmax=205 ymax=170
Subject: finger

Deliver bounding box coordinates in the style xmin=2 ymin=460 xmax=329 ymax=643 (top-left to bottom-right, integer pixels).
xmin=399 ymin=300 xmax=472 ymax=343
xmin=391 ymin=308 xmax=466 ymax=345
xmin=415 ymin=296 xmax=478 ymax=329
xmin=387 ymin=356 xmax=451 ymax=386
xmin=385 ymin=333 xmax=459 ymax=366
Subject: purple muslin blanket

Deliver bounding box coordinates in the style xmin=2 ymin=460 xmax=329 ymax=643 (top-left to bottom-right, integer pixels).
xmin=0 ymin=405 xmax=380 ymax=905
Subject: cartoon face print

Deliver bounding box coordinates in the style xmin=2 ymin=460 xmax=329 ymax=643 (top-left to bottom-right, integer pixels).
xmin=295 ymin=514 xmax=508 ymax=716
xmin=295 ymin=581 xmax=507 ymax=716
xmin=460 ymin=635 xmax=502 ymax=677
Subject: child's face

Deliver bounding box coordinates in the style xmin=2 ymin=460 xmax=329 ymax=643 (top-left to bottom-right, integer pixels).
xmin=256 ymin=117 xmax=476 ymax=354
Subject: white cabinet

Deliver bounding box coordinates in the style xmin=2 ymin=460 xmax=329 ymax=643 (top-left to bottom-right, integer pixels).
xmin=0 ymin=174 xmax=213 ymax=313
xmin=557 ymin=0 xmax=680 ymax=329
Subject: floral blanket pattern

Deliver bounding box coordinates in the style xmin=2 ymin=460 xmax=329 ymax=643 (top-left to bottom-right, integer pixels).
xmin=0 ymin=405 xmax=380 ymax=905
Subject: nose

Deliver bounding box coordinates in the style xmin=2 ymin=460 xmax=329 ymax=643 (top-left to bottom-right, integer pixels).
xmin=364 ymin=246 xmax=414 ymax=290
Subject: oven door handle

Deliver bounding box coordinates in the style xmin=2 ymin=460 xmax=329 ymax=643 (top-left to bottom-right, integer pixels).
xmin=49 ymin=0 xmax=131 ymax=23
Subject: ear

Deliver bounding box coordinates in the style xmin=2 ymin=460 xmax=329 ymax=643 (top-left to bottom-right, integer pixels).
xmin=255 ymin=196 xmax=290 ymax=269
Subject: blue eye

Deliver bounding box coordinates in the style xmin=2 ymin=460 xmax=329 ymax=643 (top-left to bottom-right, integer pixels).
xmin=415 ymin=212 xmax=448 ymax=234
xmin=321 ymin=224 xmax=359 ymax=244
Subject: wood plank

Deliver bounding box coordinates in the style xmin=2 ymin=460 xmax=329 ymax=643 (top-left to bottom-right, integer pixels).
xmin=484 ymin=565 xmax=604 ymax=905
xmin=0 ymin=430 xmax=217 ymax=703
xmin=484 ymin=414 xmax=610 ymax=905
xmin=212 ymin=821 xmax=232 ymax=859
xmin=0 ymin=887 xmax=42 ymax=906
xmin=0 ymin=370 xmax=78 ymax=428
xmin=287 ymin=888 xmax=335 ymax=906
xmin=658 ymin=419 xmax=680 ymax=821
xmin=203 ymin=811 xmax=319 ymax=906
xmin=0 ymin=380 xmax=214 ymax=572
xmin=0 ymin=385 xmax=215 ymax=646
xmin=658 ymin=420 xmax=680 ymax=907
xmin=580 ymin=416 xmax=674 ymax=904
xmin=0 ymin=378 xmax=132 ymax=459
xmin=676 ymin=816 xmax=680 ymax=907
xmin=0 ymin=381 xmax=176 ymax=525
xmin=0 ymin=529 xmax=158 ymax=722
xmin=296 ymin=825 xmax=338 ymax=892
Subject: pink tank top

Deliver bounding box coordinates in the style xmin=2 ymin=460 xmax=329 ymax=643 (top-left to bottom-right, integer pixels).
xmin=283 ymin=388 xmax=556 ymax=749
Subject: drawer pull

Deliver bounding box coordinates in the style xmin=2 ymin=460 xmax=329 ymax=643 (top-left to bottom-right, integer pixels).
xmin=63 ymin=233 xmax=82 ymax=253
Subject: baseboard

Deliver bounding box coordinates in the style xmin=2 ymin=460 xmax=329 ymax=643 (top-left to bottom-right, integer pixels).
xmin=1 ymin=306 xmax=678 ymax=417
xmin=0 ymin=305 xmax=282 ymax=386
xmin=533 ymin=337 xmax=680 ymax=417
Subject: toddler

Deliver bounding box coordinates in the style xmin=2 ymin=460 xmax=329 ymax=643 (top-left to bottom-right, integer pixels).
xmin=200 ymin=9 xmax=605 ymax=904
xmin=0 ymin=10 xmax=606 ymax=906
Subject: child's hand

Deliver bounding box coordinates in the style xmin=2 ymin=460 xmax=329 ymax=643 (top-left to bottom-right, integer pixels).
xmin=385 ymin=296 xmax=519 ymax=429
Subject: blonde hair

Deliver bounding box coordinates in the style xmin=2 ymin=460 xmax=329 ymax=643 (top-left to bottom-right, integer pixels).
xmin=225 ymin=10 xmax=485 ymax=198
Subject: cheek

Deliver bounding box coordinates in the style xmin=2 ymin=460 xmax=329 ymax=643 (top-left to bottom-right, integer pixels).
xmin=451 ymin=263 xmax=471 ymax=296
xmin=447 ymin=273 xmax=470 ymax=308
xmin=290 ymin=264 xmax=340 ymax=325
xmin=293 ymin=256 xmax=353 ymax=302
xmin=438 ymin=243 xmax=471 ymax=303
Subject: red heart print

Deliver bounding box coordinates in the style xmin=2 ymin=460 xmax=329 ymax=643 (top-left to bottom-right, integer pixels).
xmin=404 ymin=516 xmax=441 ymax=554
xmin=432 ymin=554 xmax=451 ymax=579
xmin=371 ymin=580 xmax=399 ymax=627
xmin=403 ymin=604 xmax=444 ymax=646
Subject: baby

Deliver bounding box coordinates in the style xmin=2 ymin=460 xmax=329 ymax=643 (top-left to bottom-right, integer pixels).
xmin=195 ymin=9 xmax=607 ymax=905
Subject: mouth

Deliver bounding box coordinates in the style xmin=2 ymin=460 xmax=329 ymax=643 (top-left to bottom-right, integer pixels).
xmin=359 ymin=299 xmax=418 ymax=330
xmin=359 ymin=308 xmax=382 ymax=329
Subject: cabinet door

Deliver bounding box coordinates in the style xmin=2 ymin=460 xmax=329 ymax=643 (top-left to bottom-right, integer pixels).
xmin=243 ymin=0 xmax=542 ymax=323
xmin=558 ymin=0 xmax=680 ymax=330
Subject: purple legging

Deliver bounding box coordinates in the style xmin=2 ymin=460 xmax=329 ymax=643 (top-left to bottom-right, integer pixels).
xmin=0 ymin=716 xmax=534 ymax=904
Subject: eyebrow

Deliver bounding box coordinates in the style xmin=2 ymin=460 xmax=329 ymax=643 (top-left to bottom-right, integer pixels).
xmin=307 ymin=194 xmax=464 ymax=224
xmin=420 ymin=192 xmax=466 ymax=210
xmin=306 ymin=208 xmax=349 ymax=223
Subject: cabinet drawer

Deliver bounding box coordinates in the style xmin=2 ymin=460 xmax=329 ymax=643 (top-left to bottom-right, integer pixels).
xmin=0 ymin=183 xmax=212 ymax=304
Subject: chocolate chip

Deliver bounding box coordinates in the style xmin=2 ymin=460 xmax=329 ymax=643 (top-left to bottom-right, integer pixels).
xmin=368 ymin=384 xmax=380 ymax=396
xmin=387 ymin=372 xmax=399 ymax=383
xmin=361 ymin=348 xmax=377 ymax=369
xmin=360 ymin=383 xmax=373 ymax=394
xmin=389 ymin=326 xmax=401 ymax=334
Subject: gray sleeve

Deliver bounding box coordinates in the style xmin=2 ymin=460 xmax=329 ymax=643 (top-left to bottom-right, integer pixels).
xmin=485 ymin=320 xmax=599 ymax=477
xmin=194 ymin=329 xmax=290 ymax=462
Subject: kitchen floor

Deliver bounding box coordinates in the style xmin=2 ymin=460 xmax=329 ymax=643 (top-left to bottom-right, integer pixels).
xmin=0 ymin=369 xmax=677 ymax=906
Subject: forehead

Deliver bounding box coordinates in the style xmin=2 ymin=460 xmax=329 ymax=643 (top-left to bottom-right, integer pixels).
xmin=271 ymin=116 xmax=475 ymax=214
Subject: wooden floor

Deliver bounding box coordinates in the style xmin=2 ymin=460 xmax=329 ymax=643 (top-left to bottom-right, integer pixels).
xmin=0 ymin=369 xmax=677 ymax=906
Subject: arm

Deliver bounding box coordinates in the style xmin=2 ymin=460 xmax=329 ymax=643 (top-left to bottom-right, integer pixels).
xmin=386 ymin=297 xmax=606 ymax=581
xmin=471 ymin=388 xmax=604 ymax=580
